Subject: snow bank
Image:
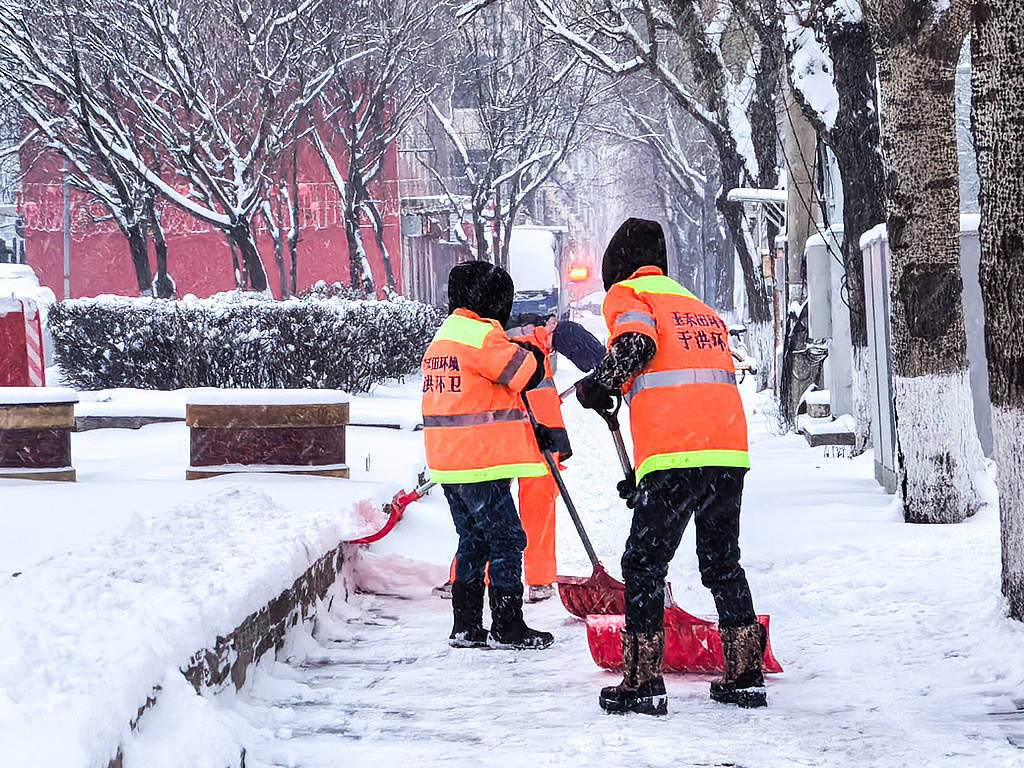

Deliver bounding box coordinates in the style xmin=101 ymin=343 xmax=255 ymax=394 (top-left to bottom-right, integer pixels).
xmin=0 ymin=481 xmax=394 ymax=768
xmin=0 ymin=386 xmax=78 ymax=404
xmin=74 ymin=381 xmax=422 ymax=429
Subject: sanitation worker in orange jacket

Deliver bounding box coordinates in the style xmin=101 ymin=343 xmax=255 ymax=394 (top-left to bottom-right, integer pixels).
xmin=422 ymin=261 xmax=556 ymax=650
xmin=576 ymin=218 xmax=765 ymax=715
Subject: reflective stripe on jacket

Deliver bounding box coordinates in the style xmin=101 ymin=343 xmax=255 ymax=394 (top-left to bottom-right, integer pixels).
xmin=422 ymin=309 xmax=546 ymax=484
xmin=603 ymin=266 xmax=749 ymax=482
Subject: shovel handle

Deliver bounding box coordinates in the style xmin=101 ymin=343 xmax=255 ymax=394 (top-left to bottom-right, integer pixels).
xmin=522 ymin=396 xmax=601 ymax=569
xmin=597 ymin=396 xmax=634 ymax=481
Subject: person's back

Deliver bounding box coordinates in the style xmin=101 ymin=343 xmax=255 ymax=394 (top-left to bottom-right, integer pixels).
xmin=576 ymin=218 xmax=765 ymax=716
xmin=602 ymin=266 xmax=748 ymax=483
xmin=422 ymin=261 xmax=555 ymax=652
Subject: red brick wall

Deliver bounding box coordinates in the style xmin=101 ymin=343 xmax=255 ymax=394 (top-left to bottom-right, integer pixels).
xmin=18 ymin=139 xmax=402 ymax=299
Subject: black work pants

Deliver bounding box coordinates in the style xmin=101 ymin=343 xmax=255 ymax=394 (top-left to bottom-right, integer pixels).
xmin=621 ymin=467 xmax=756 ymax=634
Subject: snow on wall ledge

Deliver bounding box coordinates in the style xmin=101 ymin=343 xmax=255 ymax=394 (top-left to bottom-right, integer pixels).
xmin=0 ymin=482 xmax=394 ymax=768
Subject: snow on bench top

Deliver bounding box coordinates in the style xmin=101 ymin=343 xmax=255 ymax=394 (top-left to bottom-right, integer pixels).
xmin=185 ymin=388 xmax=349 ymax=406
xmin=0 ymin=479 xmax=396 ymax=767
xmin=75 ymin=381 xmax=423 ymax=429
xmin=802 ymin=389 xmax=831 ymax=406
xmin=0 ymin=387 xmax=79 ymax=405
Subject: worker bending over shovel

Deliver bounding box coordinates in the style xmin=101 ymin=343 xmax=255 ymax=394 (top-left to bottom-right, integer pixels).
xmin=576 ymin=218 xmax=766 ymax=715
xmin=421 ymin=261 xmax=556 ymax=650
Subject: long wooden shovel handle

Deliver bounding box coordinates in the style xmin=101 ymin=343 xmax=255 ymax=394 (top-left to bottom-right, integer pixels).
xmin=522 ymin=396 xmax=601 ymax=569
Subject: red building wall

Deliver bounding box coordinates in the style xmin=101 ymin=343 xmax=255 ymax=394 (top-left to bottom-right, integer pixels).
xmin=18 ymin=139 xmax=402 ymax=299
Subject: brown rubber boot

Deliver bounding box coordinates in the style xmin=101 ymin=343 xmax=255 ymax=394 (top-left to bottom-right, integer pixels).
xmin=599 ymin=630 xmax=668 ymax=716
xmin=710 ymin=623 xmax=767 ymax=708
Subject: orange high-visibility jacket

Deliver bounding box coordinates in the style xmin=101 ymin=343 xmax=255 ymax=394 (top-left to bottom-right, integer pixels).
xmin=603 ymin=266 xmax=749 ymax=483
xmin=422 ymin=308 xmax=547 ymax=484
xmin=504 ymin=324 xmax=569 ymax=459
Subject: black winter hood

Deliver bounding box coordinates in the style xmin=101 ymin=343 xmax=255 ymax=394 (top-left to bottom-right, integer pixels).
xmin=448 ymin=261 xmax=515 ymax=326
xmin=601 ymin=218 xmax=668 ymax=290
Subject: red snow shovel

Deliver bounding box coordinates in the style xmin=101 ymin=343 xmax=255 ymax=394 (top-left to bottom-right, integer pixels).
xmin=556 ymin=397 xmax=677 ymax=618
xmin=347 ymin=478 xmax=436 ymax=545
xmin=521 ymin=398 xmax=645 ymax=618
xmin=586 ymin=611 xmax=784 ymax=674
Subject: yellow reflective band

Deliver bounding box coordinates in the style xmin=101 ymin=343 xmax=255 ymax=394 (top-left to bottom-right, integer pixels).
xmin=635 ymin=449 xmax=750 ymax=482
xmin=620 ymin=275 xmax=697 ymax=299
xmin=430 ymin=461 xmax=549 ymax=484
xmin=434 ymin=314 xmax=494 ymax=349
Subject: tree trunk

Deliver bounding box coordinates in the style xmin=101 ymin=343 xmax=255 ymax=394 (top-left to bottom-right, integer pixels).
xmin=825 ymin=16 xmax=888 ymax=451
xmin=870 ymin=2 xmax=984 ymax=523
xmin=125 ymin=222 xmax=153 ymax=296
xmin=145 ymin=196 xmax=174 ymax=299
xmin=972 ymin=0 xmax=1024 ymax=617
xmin=715 ymin=141 xmax=771 ymax=327
xmin=227 ymin=221 xmax=269 ymax=294
xmin=784 ymin=77 xmax=818 ymax=305
xmin=364 ymin=200 xmax=396 ymax=290
xmin=288 ymin=159 xmax=300 ymax=297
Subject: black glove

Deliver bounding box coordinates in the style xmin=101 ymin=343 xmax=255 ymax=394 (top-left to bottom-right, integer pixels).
xmin=617 ymin=474 xmax=637 ymax=509
xmin=513 ymin=340 xmax=546 ymax=391
xmin=575 ymin=373 xmax=614 ymax=413
xmin=532 ymin=423 xmax=557 ymax=454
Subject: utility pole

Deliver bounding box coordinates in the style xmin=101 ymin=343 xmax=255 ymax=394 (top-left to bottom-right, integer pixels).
xmin=783 ymin=77 xmax=818 ymax=305
xmin=62 ymin=160 xmax=71 ymax=299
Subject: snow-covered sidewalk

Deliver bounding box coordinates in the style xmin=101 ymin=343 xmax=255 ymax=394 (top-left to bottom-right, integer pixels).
xmin=208 ymin=364 xmax=1024 ymax=767
xmin=0 ymin=381 xmax=431 ymax=766
xmin=5 ymin=359 xmax=1024 ymax=766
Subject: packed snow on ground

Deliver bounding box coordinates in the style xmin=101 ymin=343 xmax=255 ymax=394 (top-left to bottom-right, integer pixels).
xmin=8 ymin=315 xmax=1024 ymax=767
xmin=197 ymin=354 xmax=1024 ymax=767
xmin=0 ymin=480 xmax=397 ymax=767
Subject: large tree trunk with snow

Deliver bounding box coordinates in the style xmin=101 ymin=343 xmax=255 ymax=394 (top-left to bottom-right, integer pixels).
xmin=972 ymin=0 xmax=1024 ymax=618
xmin=227 ymin=221 xmax=269 ymax=294
xmin=715 ymin=139 xmax=771 ymax=329
xmin=125 ymin=222 xmax=153 ymax=297
xmin=868 ymin=0 xmax=983 ymax=523
xmin=825 ymin=15 xmax=887 ymax=451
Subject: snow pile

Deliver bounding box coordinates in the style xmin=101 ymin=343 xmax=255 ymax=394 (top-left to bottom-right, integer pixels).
xmin=785 ymin=3 xmax=840 ymax=130
xmin=47 ymin=292 xmax=442 ymax=392
xmin=0 ymin=482 xmax=394 ymax=767
xmin=0 ymin=263 xmax=57 ymax=324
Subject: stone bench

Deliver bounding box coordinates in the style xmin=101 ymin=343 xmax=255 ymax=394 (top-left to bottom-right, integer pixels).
xmin=185 ymin=389 xmax=350 ymax=480
xmin=0 ymin=387 xmax=78 ymax=481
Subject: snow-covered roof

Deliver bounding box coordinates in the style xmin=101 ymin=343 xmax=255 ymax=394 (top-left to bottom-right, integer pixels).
xmin=509 ymin=228 xmax=559 ymax=293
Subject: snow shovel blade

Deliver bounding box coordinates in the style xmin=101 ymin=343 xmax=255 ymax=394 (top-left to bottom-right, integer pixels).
xmin=557 ymin=563 xmax=627 ymax=618
xmin=585 ymin=609 xmax=784 ymax=674
xmin=557 ymin=564 xmax=678 ymax=619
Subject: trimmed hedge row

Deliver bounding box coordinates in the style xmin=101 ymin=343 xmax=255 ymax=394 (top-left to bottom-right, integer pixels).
xmin=48 ymin=292 xmax=443 ymax=392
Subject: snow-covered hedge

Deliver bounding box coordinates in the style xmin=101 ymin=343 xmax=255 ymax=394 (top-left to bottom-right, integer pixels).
xmin=48 ymin=292 xmax=443 ymax=392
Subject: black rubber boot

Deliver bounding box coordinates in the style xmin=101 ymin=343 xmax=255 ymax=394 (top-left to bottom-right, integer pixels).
xmin=600 ymin=630 xmax=668 ymax=716
xmin=487 ymin=585 xmax=554 ymax=649
xmin=449 ymin=580 xmax=489 ymax=648
xmin=710 ymin=623 xmax=767 ymax=708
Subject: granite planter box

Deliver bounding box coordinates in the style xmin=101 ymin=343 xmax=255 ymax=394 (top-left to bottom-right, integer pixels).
xmin=185 ymin=389 xmax=350 ymax=480
xmin=0 ymin=387 xmax=78 ymax=481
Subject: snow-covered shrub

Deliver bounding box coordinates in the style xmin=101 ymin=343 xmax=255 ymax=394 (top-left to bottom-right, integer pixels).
xmin=48 ymin=293 xmax=443 ymax=392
